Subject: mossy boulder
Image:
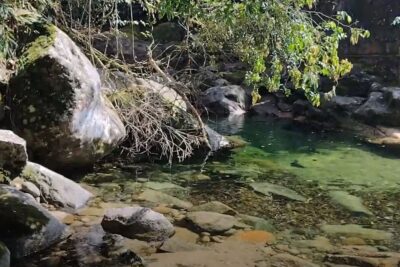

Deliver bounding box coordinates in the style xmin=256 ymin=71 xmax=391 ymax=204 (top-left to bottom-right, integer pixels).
xmin=0 ymin=185 xmax=67 ymax=259
xmin=0 ymin=130 xmax=27 ymax=176
xmin=9 ymin=26 xmax=126 ymax=171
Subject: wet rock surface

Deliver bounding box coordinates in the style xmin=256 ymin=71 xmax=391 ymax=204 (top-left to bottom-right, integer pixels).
xmin=21 ymin=162 xmax=93 ymax=210
xmin=101 ymin=207 xmax=175 ymax=242
xmin=0 ymin=185 xmax=67 ymax=259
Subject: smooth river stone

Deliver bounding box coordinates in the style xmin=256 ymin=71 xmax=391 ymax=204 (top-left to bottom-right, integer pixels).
xmin=250 ymin=182 xmax=306 ymax=202
xmin=321 ymin=224 xmax=393 ymax=241
xmin=328 ymin=191 xmax=372 ymax=216
xmin=186 ymin=211 xmax=237 ymax=233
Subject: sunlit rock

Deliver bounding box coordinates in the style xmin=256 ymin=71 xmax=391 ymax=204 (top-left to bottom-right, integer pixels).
xmin=101 ymin=207 xmax=175 ymax=242
xmin=9 ymin=25 xmax=126 ymax=171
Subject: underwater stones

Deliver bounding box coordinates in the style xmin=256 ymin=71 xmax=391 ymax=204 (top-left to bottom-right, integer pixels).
xmin=9 ymin=26 xmax=126 ymax=171
xmin=328 ymin=191 xmax=372 ymax=216
xmin=143 ymin=182 xmax=187 ymax=198
xmin=21 ymin=162 xmax=92 ymax=210
xmin=189 ymin=201 xmax=237 ymax=216
xmin=136 ymin=189 xmax=193 ymax=210
xmin=101 ymin=207 xmax=175 ymax=242
xmin=270 ymin=253 xmax=319 ymax=267
xmin=186 ymin=211 xmax=237 ymax=233
xmin=201 ymin=85 xmax=251 ymax=115
xmin=0 ymin=185 xmax=67 ymax=259
xmin=237 ymin=214 xmax=275 ymax=232
xmin=249 ymin=182 xmax=306 ymax=202
xmin=0 ymin=130 xmax=27 ymax=175
xmin=321 ymin=224 xmax=393 ymax=241
xmin=0 ymin=242 xmax=9 ymax=267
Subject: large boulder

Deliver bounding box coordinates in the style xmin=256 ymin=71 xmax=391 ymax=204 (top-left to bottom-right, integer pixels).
xmin=354 ymin=88 xmax=400 ymax=126
xmin=101 ymin=207 xmax=175 ymax=242
xmin=201 ymin=85 xmax=251 ymax=116
xmin=0 ymin=130 xmax=27 ymax=175
xmin=0 ymin=242 xmax=10 ymax=267
xmin=322 ymin=96 xmax=365 ymax=116
xmin=9 ymin=25 xmax=126 ymax=171
xmin=0 ymin=185 xmax=66 ymax=259
xmin=21 ymin=162 xmax=92 ymax=210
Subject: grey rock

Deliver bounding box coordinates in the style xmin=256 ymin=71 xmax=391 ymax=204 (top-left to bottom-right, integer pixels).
xmin=101 ymin=207 xmax=175 ymax=242
xmin=250 ymin=182 xmax=306 ymax=202
xmin=321 ymin=224 xmax=392 ymax=241
xmin=0 ymin=185 xmax=67 ymax=259
xmin=20 ymin=180 xmax=41 ymax=198
xmin=328 ymin=191 xmax=372 ymax=216
xmin=9 ymin=26 xmax=126 ymax=170
xmin=0 ymin=130 xmax=27 ymax=175
xmin=354 ymin=88 xmax=400 ymax=126
xmin=205 ymin=125 xmax=230 ymax=152
xmin=22 ymin=162 xmax=92 ymax=210
xmin=136 ymin=189 xmax=193 ymax=210
xmin=186 ymin=211 xmax=237 ymax=233
xmin=201 ymin=85 xmax=251 ymax=115
xmin=189 ymin=201 xmax=237 ymax=216
xmin=0 ymin=242 xmax=10 ymax=267
xmin=323 ymin=96 xmax=365 ymax=114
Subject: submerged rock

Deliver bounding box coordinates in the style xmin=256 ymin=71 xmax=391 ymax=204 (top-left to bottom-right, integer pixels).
xmin=0 ymin=242 xmax=10 ymax=267
xmin=328 ymin=191 xmax=372 ymax=216
xmin=136 ymin=189 xmax=193 ymax=210
xmin=189 ymin=201 xmax=237 ymax=216
xmin=201 ymin=85 xmax=251 ymax=115
xmin=0 ymin=130 xmax=27 ymax=175
xmin=9 ymin=25 xmax=126 ymax=171
xmin=250 ymin=182 xmax=306 ymax=202
xmin=101 ymin=207 xmax=175 ymax=242
xmin=186 ymin=211 xmax=237 ymax=233
xmin=0 ymin=185 xmax=67 ymax=259
xmin=321 ymin=224 xmax=393 ymax=241
xmin=237 ymin=214 xmax=275 ymax=232
xmin=143 ymin=182 xmax=187 ymax=198
xmin=21 ymin=162 xmax=92 ymax=210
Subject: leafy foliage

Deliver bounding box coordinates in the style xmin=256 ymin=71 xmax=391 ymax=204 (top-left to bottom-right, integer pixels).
xmin=151 ymin=0 xmax=370 ymax=106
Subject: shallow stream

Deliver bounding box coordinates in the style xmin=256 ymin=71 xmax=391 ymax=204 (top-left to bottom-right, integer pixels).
xmin=18 ymin=115 xmax=400 ymax=266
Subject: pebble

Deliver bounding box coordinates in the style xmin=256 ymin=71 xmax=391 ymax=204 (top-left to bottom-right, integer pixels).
xmin=211 ymin=236 xmax=224 ymax=243
xmin=200 ymin=236 xmax=211 ymax=243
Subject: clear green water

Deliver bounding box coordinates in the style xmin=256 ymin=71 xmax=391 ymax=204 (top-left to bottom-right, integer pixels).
xmin=208 ymin=116 xmax=400 ymax=191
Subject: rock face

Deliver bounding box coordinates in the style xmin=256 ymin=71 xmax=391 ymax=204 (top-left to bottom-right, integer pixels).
xmin=0 ymin=242 xmax=10 ymax=267
xmin=21 ymin=162 xmax=92 ymax=210
xmin=101 ymin=207 xmax=175 ymax=242
xmin=9 ymin=26 xmax=126 ymax=171
xmin=0 ymin=185 xmax=66 ymax=259
xmin=201 ymin=85 xmax=251 ymax=115
xmin=354 ymin=87 xmax=400 ymax=126
xmin=0 ymin=130 xmax=27 ymax=175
